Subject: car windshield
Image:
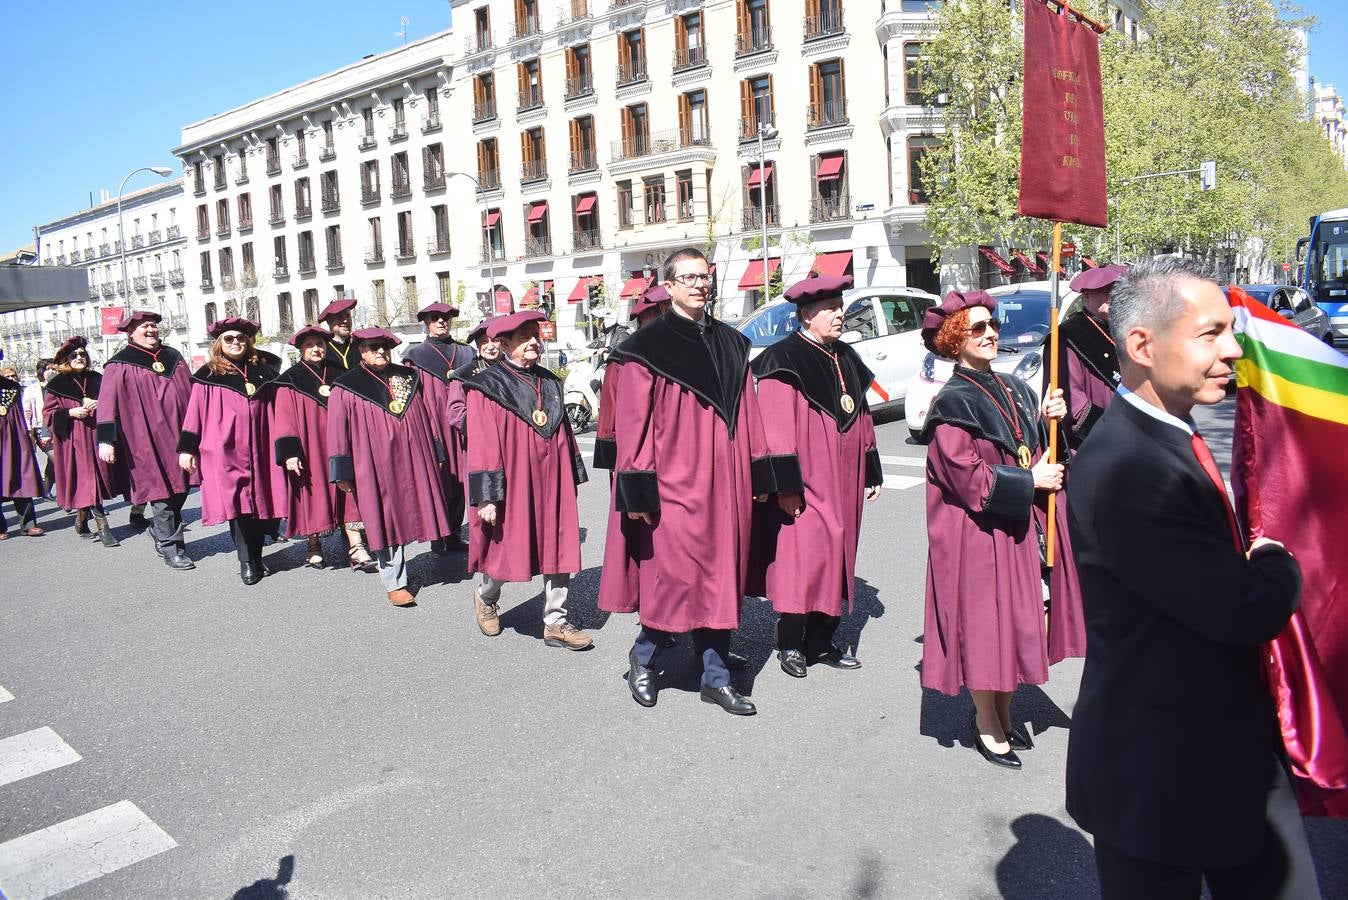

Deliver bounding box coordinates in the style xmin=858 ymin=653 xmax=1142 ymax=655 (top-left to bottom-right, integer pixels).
xmin=993 ymin=290 xmax=1052 ymax=349
xmin=1239 ymin=286 xmax=1273 ymax=304
xmin=736 ymin=302 xmax=800 ymax=348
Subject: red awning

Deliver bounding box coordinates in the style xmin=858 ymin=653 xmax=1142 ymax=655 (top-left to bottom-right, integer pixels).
xmin=522 ymin=286 xmax=539 ymax=306
xmin=1036 ymin=251 xmax=1064 ymax=276
xmin=978 ymin=245 xmax=1016 ymax=277
xmin=574 ymin=195 xmax=597 ymax=214
xmin=1081 ymin=256 xmax=1098 ymax=268
xmin=747 ymin=163 xmax=774 ymax=187
xmin=543 ymin=279 xmax=554 ymax=293
xmin=1012 ymin=250 xmax=1043 ymax=276
xmin=738 ymin=257 xmax=781 ymax=289
xmin=811 ymin=250 xmax=853 ymax=277
xmin=527 ymin=202 xmax=548 ymax=223
xmin=567 ymin=276 xmax=596 ymax=302
xmin=620 ymin=275 xmax=650 ymax=299
xmin=483 ymin=210 xmax=501 ymax=228
xmin=817 ymin=154 xmax=844 ymax=181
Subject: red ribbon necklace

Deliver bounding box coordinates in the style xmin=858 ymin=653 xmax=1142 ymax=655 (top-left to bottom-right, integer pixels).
xmin=302 ymin=361 xmax=331 ymax=398
xmin=796 ymin=332 xmax=856 ymax=414
xmin=955 ymin=368 xmax=1033 ymax=468
xmin=224 ymin=358 xmax=256 ymax=396
xmin=131 ymin=342 xmax=168 ymax=373
xmin=501 ymin=360 xmax=549 ymax=427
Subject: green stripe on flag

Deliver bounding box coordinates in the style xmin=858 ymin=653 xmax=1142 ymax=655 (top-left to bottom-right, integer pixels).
xmin=1236 ymin=335 xmax=1348 ymax=395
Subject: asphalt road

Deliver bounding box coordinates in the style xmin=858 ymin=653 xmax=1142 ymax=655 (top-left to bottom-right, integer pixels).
xmin=1 ymin=399 xmax=1344 ymax=899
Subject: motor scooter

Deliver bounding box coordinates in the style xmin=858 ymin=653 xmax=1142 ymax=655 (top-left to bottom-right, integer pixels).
xmin=563 ymin=341 xmax=608 ymax=433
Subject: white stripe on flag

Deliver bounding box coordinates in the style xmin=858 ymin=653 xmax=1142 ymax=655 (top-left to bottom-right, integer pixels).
xmin=0 ymin=801 xmax=177 ymax=900
xmin=1234 ymin=305 xmax=1348 ymax=369
xmin=0 ymin=728 xmax=82 ymax=788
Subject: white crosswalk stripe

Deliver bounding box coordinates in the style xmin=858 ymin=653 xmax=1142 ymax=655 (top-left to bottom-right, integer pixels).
xmin=0 ymin=728 xmax=82 ymax=788
xmin=0 ymin=801 xmax=177 ymax=900
xmin=0 ymin=685 xmax=13 ymax=703
xmin=882 ymin=473 xmax=925 ymax=490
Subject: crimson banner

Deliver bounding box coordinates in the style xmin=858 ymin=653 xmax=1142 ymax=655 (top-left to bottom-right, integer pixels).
xmin=1018 ymin=0 xmax=1107 ymax=228
xmin=100 ymin=306 xmax=123 ymax=336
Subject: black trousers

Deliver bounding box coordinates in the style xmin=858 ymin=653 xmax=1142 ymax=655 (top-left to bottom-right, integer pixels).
xmin=148 ymin=493 xmax=188 ymax=555
xmin=777 ymin=611 xmax=841 ymax=658
xmin=1094 ymin=757 xmax=1320 ymax=900
xmin=0 ymin=497 xmax=37 ymax=533
xmin=632 ymin=627 xmax=731 ymax=689
xmin=228 ymin=515 xmax=269 ymax=565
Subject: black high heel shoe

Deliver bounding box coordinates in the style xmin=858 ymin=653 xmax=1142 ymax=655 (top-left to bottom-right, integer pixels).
xmin=970 ymin=715 xmax=1022 ymax=769
xmin=1007 ymin=723 xmax=1034 ymax=751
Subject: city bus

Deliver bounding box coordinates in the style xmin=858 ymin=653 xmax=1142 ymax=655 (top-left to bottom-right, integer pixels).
xmin=1296 ymin=208 xmax=1348 ymax=343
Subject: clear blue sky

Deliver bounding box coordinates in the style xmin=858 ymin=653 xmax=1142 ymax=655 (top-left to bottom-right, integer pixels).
xmin=3 ymin=0 xmax=1348 ymax=253
xmin=0 ymin=0 xmax=455 ymax=252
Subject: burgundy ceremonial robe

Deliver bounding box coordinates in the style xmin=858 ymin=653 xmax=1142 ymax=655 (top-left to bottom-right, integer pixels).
xmin=95 ymin=343 xmax=194 ymax=504
xmin=42 ymin=371 xmax=123 ymax=510
xmin=598 ymin=311 xmax=772 ymax=633
xmin=177 ymin=353 xmax=286 ymax=527
xmin=404 ymin=337 xmax=475 ymax=517
xmin=464 ymin=360 xmax=586 ymax=581
xmin=746 ymin=333 xmax=885 ymax=615
xmin=1041 ymin=311 xmax=1119 ymax=452
xmin=920 ymin=367 xmax=1086 ymax=696
xmin=327 ymin=363 xmax=452 ymax=552
xmin=591 ymin=361 xmax=622 ymax=470
xmin=0 ymin=376 xmax=42 ymax=500
xmin=271 ymin=360 xmax=345 ymax=537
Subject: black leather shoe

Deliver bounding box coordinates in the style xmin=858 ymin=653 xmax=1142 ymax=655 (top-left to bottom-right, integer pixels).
xmin=726 ymin=650 xmax=749 ymax=670
xmin=162 ymin=553 xmax=195 ymax=570
xmin=626 ymin=650 xmax=657 ymax=707
xmin=128 ymin=511 xmax=149 ymax=529
xmin=430 ymin=538 xmax=449 ymax=557
xmin=809 ymin=646 xmax=862 ymax=670
xmin=778 ymin=649 xmax=808 ymax=678
xmin=1007 ymin=723 xmax=1034 ymax=751
xmin=98 ymin=528 xmax=121 ymax=548
xmin=700 ymin=685 xmax=757 ymax=716
xmin=443 ymin=535 xmax=469 ymax=553
xmin=970 ymin=716 xmax=1021 ymax=769
xmin=240 ymin=562 xmax=263 ymax=585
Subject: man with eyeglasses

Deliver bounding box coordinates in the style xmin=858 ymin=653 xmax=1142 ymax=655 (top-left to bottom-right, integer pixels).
xmin=96 ymin=309 xmax=196 ymax=569
xmin=600 ymin=248 xmax=773 ymax=716
xmin=1041 ymin=264 xmax=1128 ymax=453
xmin=318 ymin=297 xmax=359 ymax=371
xmin=403 ymin=302 xmax=476 ymax=554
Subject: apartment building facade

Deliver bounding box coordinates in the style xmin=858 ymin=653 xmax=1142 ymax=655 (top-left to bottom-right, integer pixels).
xmin=1 ymin=180 xmax=189 ymax=372
xmin=171 ymin=32 xmax=464 ymax=356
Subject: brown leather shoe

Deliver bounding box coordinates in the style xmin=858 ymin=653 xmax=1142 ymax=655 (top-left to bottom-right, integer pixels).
xmin=543 ymin=621 xmax=593 ymax=650
xmin=387 ymin=588 xmax=415 ymax=607
xmin=24 ymin=527 xmax=44 ymax=537
xmin=474 ymin=590 xmax=502 ymax=636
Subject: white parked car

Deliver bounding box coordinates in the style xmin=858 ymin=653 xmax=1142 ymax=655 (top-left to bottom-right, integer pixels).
xmin=735 ymin=286 xmax=941 ymax=410
xmin=903 ymin=281 xmax=1080 ymax=440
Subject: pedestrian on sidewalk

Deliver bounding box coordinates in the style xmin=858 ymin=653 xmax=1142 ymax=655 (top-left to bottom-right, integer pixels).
xmin=41 ymin=337 xmax=123 ymax=546
xmin=463 ymin=310 xmax=591 ymax=650
xmin=918 ymin=290 xmax=1083 ymax=769
xmin=746 ymin=274 xmax=884 ymax=678
xmin=328 ymin=328 xmax=454 ymax=606
xmin=96 ymin=310 xmax=195 ymax=569
xmin=271 ymin=326 xmax=377 ymax=572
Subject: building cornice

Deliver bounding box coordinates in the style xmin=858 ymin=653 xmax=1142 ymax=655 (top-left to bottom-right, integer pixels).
xmin=36 ymin=181 xmax=185 ymax=234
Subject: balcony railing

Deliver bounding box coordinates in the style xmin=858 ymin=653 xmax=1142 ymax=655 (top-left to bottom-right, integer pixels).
xmin=214 ymin=173 xmax=227 ymax=191
xmin=326 ymin=251 xmax=343 ymax=270
xmin=273 ymin=262 xmax=289 ymax=278
xmin=235 ymin=169 xmax=249 ymax=186
xmin=359 ymin=134 xmax=377 ymax=151
xmin=510 ymin=15 xmax=541 ymax=40
xmin=735 ymin=28 xmax=773 ymax=56
xmin=168 ymin=268 xmax=185 ymax=285
xmin=394 ymin=243 xmax=416 ymax=260
xmin=473 ymin=99 xmax=498 ymax=123
xmin=100 ymin=283 xmax=116 ymax=297
xmin=114 ymin=239 xmax=124 ymax=252
xmin=521 ymin=159 xmax=548 ymax=183
xmin=148 ymin=230 xmax=163 ymax=245
xmin=55 ymin=255 xmax=67 ymax=266
xmin=611 ymin=0 xmax=641 ymax=7
xmin=88 ymin=285 xmax=100 ymax=299
xmin=194 ymin=179 xmax=206 ymax=196
xmin=222 ymin=275 xmax=236 ymax=291
xmin=298 ymin=256 xmax=317 ymax=275
xmin=269 ymin=209 xmax=285 ymax=225
xmin=200 ymin=276 xmax=214 ymax=290
xmin=807 ymin=99 xmax=849 ymax=129
xmin=427 ymin=235 xmax=451 ymax=255
xmin=561 ymin=1 xmax=590 ymax=24
xmin=616 ymin=61 xmax=648 ymax=87
xmin=197 ymin=226 xmax=210 ymax=240
xmin=362 ymin=185 xmax=381 ymax=203
xmin=481 ymin=245 xmax=508 ymax=264
xmin=151 ymin=273 xmax=166 ymax=289
xmin=292 ymin=153 xmax=308 ymax=170
xmin=267 ymin=156 xmax=282 ymax=175
xmin=811 ymin=194 xmax=850 ymax=222
xmin=611 ymin=128 xmax=696 ymax=161
xmin=166 ymin=225 xmax=181 ymax=240
xmin=69 ymin=250 xmax=82 ymax=263
xmin=321 ymin=195 xmax=340 ymax=213
xmin=424 ymin=171 xmax=447 ymax=191
xmin=132 ymin=235 xmax=145 ymax=249
xmin=390 ymin=122 xmax=408 ymax=143
xmin=364 ymin=245 xmax=384 ymax=264
xmin=565 ymin=75 xmax=593 ymax=99
xmin=518 ymin=87 xmax=544 ymax=111
xmin=99 ymin=243 xmax=112 ymax=256
xmin=569 ymin=150 xmax=597 ymax=174
xmin=466 ymin=32 xmax=494 ymax=54
xmin=804 ymin=11 xmax=844 ymax=41
xmin=573 ymin=228 xmax=602 ymax=252
xmin=739 ymin=115 xmax=775 ymax=142
xmin=479 ymin=169 xmax=502 ymax=190
xmin=524 ymin=236 xmax=553 ymax=258
xmin=391 ymin=180 xmax=412 ymax=199
xmin=217 ymin=222 xmax=231 ymax=237
xmin=319 ymin=143 xmax=336 ymax=162
xmin=295 ymin=204 xmax=313 ymax=220
xmin=423 ymin=113 xmax=442 ymax=134
xmin=673 ymin=46 xmax=707 ymax=71
xmin=238 ymin=214 xmax=253 ymax=231
xmin=743 ymin=204 xmax=780 ymax=230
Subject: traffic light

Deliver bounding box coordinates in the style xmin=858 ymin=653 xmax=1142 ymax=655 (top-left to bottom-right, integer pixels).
xmin=1200 ymin=160 xmax=1217 ymax=192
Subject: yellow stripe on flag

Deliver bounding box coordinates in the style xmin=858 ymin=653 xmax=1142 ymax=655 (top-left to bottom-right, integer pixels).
xmin=1237 ymin=359 xmax=1348 ymax=427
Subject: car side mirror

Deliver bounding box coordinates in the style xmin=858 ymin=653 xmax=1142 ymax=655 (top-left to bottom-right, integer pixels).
xmin=1277 ymin=307 xmax=1296 ymax=319
xmin=840 ymin=330 xmax=862 ymax=344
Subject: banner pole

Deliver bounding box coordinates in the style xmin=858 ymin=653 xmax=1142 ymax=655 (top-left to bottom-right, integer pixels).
xmin=1045 ymin=221 xmax=1063 ymax=569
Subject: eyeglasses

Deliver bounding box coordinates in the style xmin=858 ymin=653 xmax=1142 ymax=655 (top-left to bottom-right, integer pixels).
xmin=672 ymin=273 xmax=712 ymax=285
xmin=68 ymin=351 xmax=90 ymax=360
xmin=966 ymin=319 xmax=1002 ymax=338
xmin=220 ymin=334 xmax=248 ymax=345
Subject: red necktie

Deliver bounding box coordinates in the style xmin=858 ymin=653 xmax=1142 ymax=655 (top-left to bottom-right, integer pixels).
xmin=1191 ymin=432 xmax=1243 ymax=551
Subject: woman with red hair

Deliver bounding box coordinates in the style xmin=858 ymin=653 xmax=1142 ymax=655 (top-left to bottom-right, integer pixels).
xmin=919 ymin=290 xmax=1085 ymax=770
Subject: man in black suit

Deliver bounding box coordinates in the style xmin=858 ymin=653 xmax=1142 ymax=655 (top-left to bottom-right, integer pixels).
xmin=1066 ymin=256 xmax=1320 ymax=899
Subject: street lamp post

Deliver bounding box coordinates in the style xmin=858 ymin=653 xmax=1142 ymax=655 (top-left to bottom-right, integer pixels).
xmin=117 ymin=166 xmax=174 ymax=311
xmin=757 ymin=122 xmax=778 ymax=305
